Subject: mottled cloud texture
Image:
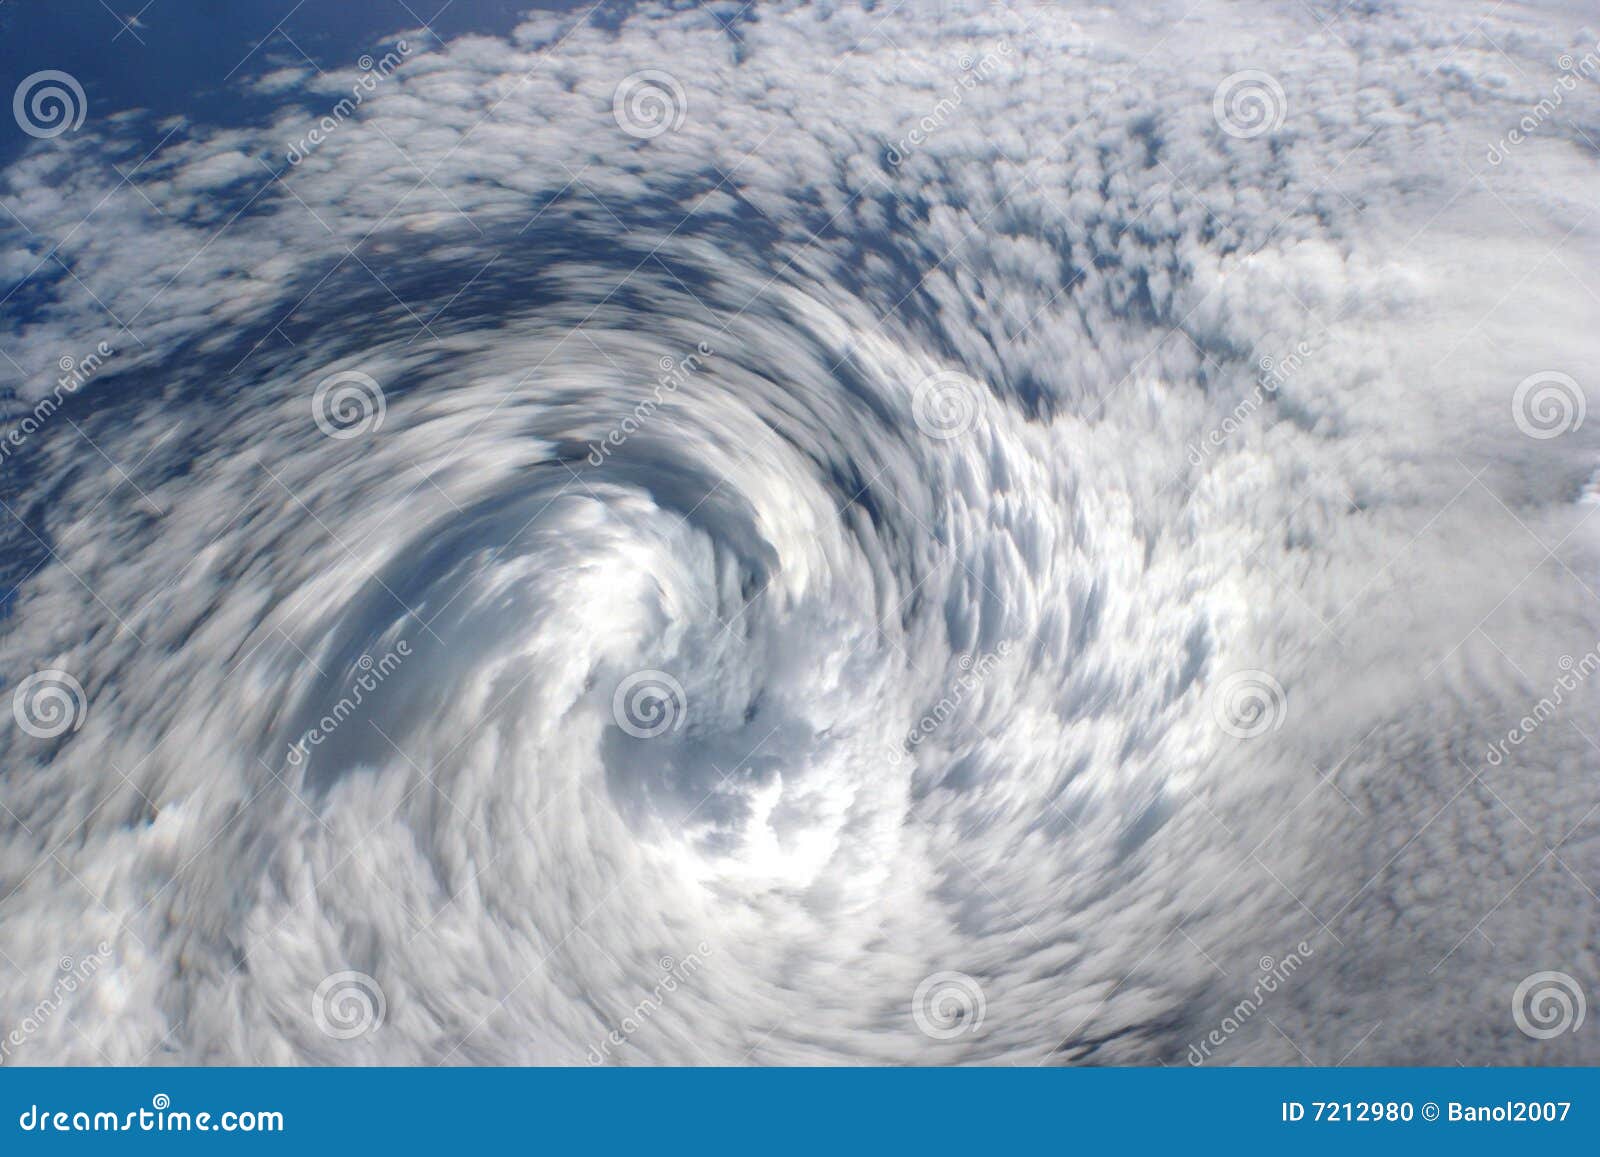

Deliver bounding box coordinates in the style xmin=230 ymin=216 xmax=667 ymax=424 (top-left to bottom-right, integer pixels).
xmin=1 ymin=0 xmax=1598 ymax=1065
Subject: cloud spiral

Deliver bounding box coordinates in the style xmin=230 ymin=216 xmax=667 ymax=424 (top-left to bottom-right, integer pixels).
xmin=1 ymin=0 xmax=1598 ymax=1066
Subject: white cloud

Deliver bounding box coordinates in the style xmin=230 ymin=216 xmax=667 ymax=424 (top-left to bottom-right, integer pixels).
xmin=0 ymin=0 xmax=1596 ymax=1065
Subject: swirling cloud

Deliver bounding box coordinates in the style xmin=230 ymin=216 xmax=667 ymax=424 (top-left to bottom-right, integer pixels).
xmin=0 ymin=0 xmax=1597 ymax=1066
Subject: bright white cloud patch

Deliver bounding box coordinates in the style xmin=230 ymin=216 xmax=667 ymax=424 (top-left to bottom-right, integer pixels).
xmin=0 ymin=0 xmax=1598 ymax=1065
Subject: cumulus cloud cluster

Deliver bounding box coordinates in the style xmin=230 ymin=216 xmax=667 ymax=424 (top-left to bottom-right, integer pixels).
xmin=0 ymin=0 xmax=1597 ymax=1065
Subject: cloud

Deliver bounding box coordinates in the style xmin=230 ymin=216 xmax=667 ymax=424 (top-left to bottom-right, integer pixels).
xmin=0 ymin=0 xmax=1597 ymax=1065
